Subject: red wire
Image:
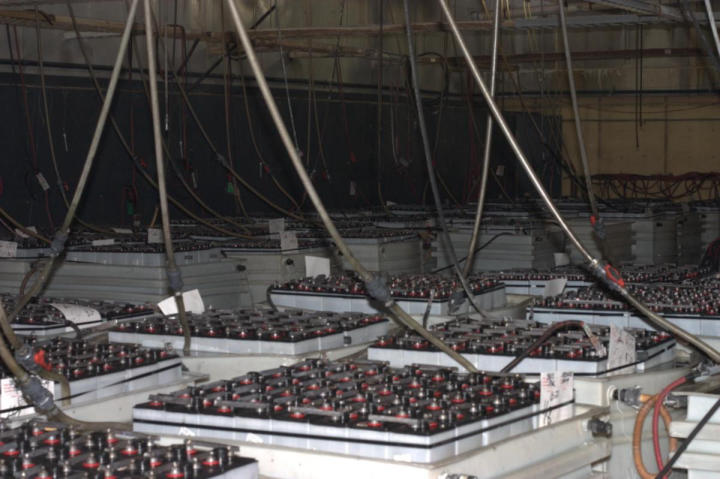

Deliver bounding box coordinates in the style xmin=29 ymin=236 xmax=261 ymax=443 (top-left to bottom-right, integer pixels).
xmin=652 ymin=376 xmax=687 ymax=474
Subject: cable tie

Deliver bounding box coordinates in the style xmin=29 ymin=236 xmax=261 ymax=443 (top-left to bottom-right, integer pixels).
xmin=216 ymin=154 xmax=229 ymax=168
xmin=50 ymin=231 xmax=68 ymax=256
xmin=14 ymin=345 xmax=40 ymax=373
xmin=591 ymin=215 xmax=607 ymax=240
xmin=20 ymin=376 xmax=55 ymax=413
xmin=365 ymin=275 xmax=394 ymax=307
xmin=166 ymin=269 xmax=184 ymax=294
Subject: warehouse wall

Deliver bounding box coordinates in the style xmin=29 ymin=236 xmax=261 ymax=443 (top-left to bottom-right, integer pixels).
xmin=0 ymin=72 xmax=559 ymax=230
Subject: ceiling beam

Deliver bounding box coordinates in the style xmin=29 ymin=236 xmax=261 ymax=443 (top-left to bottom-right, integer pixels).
xmin=582 ymin=0 xmax=683 ymax=21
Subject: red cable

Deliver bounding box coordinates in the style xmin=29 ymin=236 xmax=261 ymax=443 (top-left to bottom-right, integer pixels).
xmin=652 ymin=376 xmax=687 ymax=474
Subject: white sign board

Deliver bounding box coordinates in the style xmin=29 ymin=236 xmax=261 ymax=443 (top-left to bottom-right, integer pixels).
xmin=539 ymin=371 xmax=574 ymax=427
xmin=607 ymin=324 xmax=637 ymax=376
xmin=158 ymin=289 xmax=205 ymax=316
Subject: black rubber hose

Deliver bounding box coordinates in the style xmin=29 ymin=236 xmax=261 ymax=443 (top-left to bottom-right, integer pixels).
xmin=654 ymin=396 xmax=720 ymax=479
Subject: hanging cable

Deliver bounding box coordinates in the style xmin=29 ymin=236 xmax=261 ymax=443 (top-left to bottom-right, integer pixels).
xmin=652 ymin=376 xmax=689 ymax=471
xmin=402 ymin=0 xmax=486 ymax=317
xmin=142 ymin=0 xmax=190 ymax=356
xmin=66 ymin=2 xmax=253 ymax=239
xmin=0 ymin=1 xmax=141 ymax=430
xmin=9 ymin=0 xmax=140 ymax=329
xmin=0 ymin=208 xmax=50 ymax=244
xmin=558 ymin=0 xmax=602 ymax=237
xmin=34 ymin=8 xmax=114 ymax=235
xmin=655 ymin=395 xmax=720 ymax=479
xmin=438 ymin=0 xmax=720 ymax=364
xmin=224 ymin=0 xmax=479 ymax=373
xmin=464 ymin=0 xmax=500 ymax=277
xmin=236 ymin=61 xmax=301 ymax=210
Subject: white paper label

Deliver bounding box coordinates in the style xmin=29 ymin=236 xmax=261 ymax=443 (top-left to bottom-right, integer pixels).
xmin=268 ymin=218 xmax=285 ymax=234
xmin=539 ymin=372 xmax=574 ymax=427
xmin=14 ymin=226 xmax=37 ymax=239
xmin=280 ymin=231 xmax=299 ymax=252
xmin=496 ymin=165 xmax=505 ymax=177
xmin=178 ymin=427 xmax=196 ymax=437
xmin=305 ymin=255 xmax=330 ymax=278
xmin=111 ymin=228 xmax=133 ymax=234
xmin=542 ymin=278 xmax=567 ymax=298
xmin=554 ymin=252 xmax=570 ymax=267
xmin=607 ymin=324 xmax=637 ymax=376
xmin=0 ymin=378 xmax=53 ymax=418
xmin=50 ymin=303 xmax=102 ymax=325
xmin=0 ymin=241 xmax=18 ymax=258
xmin=158 ymin=289 xmax=205 ymax=316
xmin=147 ymin=228 xmax=163 ymax=244
xmin=245 ymin=432 xmax=264 ymax=444
xmin=36 ymin=172 xmax=50 ymax=191
xmin=91 ymin=239 xmax=115 ymax=247
xmin=349 ymin=181 xmax=357 ymax=196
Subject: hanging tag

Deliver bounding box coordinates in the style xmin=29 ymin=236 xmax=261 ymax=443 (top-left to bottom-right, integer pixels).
xmin=542 ymin=278 xmax=567 ymax=298
xmin=539 ymin=371 xmax=574 ymax=427
xmin=50 ymin=303 xmax=102 ymax=325
xmin=91 ymin=239 xmax=115 ymax=247
xmin=280 ymin=231 xmax=298 ymax=252
xmin=496 ymin=165 xmax=505 ymax=177
xmin=36 ymin=172 xmax=50 ymax=191
xmin=147 ymin=228 xmax=163 ymax=244
xmin=268 ymin=218 xmax=285 ymax=234
xmin=158 ymin=289 xmax=205 ymax=316
xmin=0 ymin=241 xmax=18 ymax=258
xmin=349 ymin=181 xmax=357 ymax=196
xmin=305 ymin=256 xmax=330 ymax=277
xmin=607 ymin=324 xmax=636 ymax=376
xmin=0 ymin=378 xmax=53 ymax=418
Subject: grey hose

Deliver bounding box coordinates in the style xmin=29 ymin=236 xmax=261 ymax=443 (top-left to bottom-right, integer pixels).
xmin=143 ymin=0 xmax=190 ymax=356
xmin=464 ymin=0 xmax=501 ymax=276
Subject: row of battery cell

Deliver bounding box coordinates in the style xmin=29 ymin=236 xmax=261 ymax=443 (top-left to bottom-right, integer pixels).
xmin=368 ymin=316 xmax=675 ymax=375
xmin=0 ymin=421 xmax=257 ymax=478
xmin=132 ymin=359 xmax=560 ymax=464
xmin=109 ymin=309 xmax=391 ymax=355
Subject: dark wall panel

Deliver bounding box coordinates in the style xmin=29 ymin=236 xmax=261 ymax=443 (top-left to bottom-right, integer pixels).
xmin=0 ymin=73 xmax=561 ymax=231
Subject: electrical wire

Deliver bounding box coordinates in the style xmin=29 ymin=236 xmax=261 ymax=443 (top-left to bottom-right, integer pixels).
xmin=9 ymin=0 xmax=139 ymax=332
xmin=431 ymin=232 xmax=512 ymax=274
xmin=438 ymin=0 xmax=720 ymax=365
xmin=131 ymin=9 xmax=252 ymax=235
xmin=632 ymin=393 xmax=677 ymax=479
xmin=224 ymin=0 xmax=479 ymax=374
xmin=557 ymin=0 xmax=599 ymax=224
xmin=402 ymin=0 xmax=486 ymax=317
xmin=652 ymin=376 xmax=688 ymax=471
xmin=655 ymin=395 xmax=720 ymax=479
xmin=66 ymin=2 xmax=253 ymax=240
xmin=34 ymin=8 xmax=114 ymax=236
xmin=500 ymin=320 xmax=590 ymax=373
xmin=236 ymin=61 xmax=302 ymax=211
xmin=0 ymin=208 xmax=50 ymax=244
